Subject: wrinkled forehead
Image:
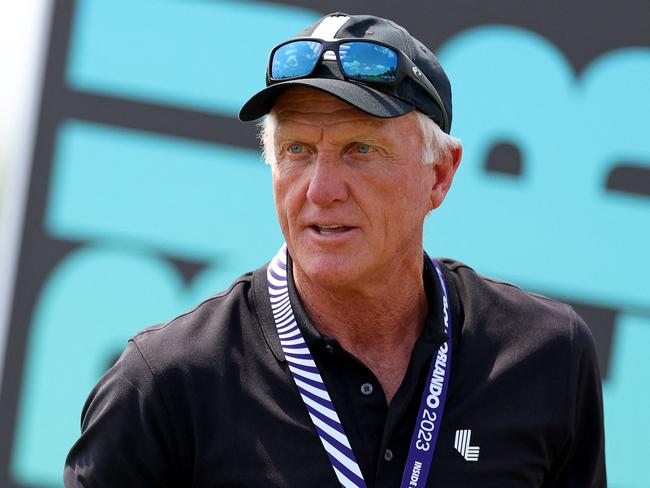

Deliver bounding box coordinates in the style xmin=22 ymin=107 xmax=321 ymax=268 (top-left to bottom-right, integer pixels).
xmin=272 ymin=87 xmax=415 ymax=132
xmin=274 ymin=87 xmax=368 ymax=116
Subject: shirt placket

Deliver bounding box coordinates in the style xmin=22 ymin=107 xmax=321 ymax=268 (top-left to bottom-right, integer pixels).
xmin=374 ymin=336 xmax=441 ymax=487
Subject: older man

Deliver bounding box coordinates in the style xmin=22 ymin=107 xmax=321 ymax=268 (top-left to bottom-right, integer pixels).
xmin=65 ymin=13 xmax=606 ymax=488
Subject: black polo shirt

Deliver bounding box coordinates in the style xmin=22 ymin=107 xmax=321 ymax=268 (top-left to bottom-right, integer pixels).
xmin=64 ymin=256 xmax=606 ymax=487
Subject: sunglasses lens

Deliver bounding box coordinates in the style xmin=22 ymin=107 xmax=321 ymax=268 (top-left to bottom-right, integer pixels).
xmin=271 ymin=41 xmax=322 ymax=79
xmin=339 ymin=42 xmax=398 ymax=82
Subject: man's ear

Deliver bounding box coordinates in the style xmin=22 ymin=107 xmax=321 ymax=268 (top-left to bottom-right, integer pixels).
xmin=430 ymin=142 xmax=462 ymax=210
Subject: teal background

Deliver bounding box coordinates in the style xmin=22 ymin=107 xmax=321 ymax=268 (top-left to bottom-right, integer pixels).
xmin=5 ymin=0 xmax=649 ymax=486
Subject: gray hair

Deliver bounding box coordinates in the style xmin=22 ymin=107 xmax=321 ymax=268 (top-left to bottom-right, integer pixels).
xmin=258 ymin=108 xmax=459 ymax=166
xmin=412 ymin=111 xmax=460 ymax=165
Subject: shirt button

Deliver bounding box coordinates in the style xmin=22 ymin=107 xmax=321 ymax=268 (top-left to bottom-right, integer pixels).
xmin=384 ymin=449 xmax=394 ymax=462
xmin=360 ymin=383 xmax=374 ymax=395
xmin=324 ymin=344 xmax=336 ymax=354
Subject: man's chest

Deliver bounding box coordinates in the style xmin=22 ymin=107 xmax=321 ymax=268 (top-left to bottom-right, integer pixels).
xmin=185 ymin=351 xmax=563 ymax=488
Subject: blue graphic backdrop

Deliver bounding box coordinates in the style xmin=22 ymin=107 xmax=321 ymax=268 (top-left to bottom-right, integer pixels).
xmin=2 ymin=1 xmax=648 ymax=487
xmin=431 ymin=27 xmax=650 ymax=487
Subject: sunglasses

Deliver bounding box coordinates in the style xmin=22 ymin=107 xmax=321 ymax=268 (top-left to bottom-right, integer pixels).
xmin=267 ymin=38 xmax=449 ymax=133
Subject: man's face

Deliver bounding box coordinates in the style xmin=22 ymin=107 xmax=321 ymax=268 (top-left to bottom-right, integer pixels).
xmin=271 ymin=87 xmax=438 ymax=292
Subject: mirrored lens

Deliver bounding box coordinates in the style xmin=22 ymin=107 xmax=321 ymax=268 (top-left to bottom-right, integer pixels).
xmin=271 ymin=41 xmax=322 ymax=79
xmin=339 ymin=42 xmax=398 ymax=82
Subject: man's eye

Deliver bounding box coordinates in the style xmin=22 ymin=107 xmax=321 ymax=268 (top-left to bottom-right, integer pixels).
xmin=357 ymin=144 xmax=372 ymax=154
xmin=288 ymin=144 xmax=304 ymax=154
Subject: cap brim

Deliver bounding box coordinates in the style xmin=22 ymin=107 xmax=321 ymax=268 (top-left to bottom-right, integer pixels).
xmin=238 ymin=78 xmax=415 ymax=121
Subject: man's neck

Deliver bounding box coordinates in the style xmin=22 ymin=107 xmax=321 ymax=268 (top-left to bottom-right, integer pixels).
xmin=292 ymin=255 xmax=428 ymax=402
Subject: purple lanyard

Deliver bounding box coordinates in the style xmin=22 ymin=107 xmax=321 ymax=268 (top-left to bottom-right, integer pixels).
xmin=267 ymin=245 xmax=452 ymax=488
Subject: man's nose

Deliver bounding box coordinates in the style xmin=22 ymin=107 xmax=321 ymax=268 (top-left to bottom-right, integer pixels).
xmin=305 ymin=153 xmax=349 ymax=206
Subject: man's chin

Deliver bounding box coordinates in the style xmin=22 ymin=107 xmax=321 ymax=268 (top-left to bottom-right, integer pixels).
xmin=292 ymin=253 xmax=367 ymax=291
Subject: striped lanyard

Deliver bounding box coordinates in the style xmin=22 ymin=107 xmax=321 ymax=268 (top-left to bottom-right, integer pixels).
xmin=267 ymin=245 xmax=453 ymax=488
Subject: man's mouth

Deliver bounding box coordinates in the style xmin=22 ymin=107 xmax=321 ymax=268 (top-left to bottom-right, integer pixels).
xmin=312 ymin=224 xmax=352 ymax=235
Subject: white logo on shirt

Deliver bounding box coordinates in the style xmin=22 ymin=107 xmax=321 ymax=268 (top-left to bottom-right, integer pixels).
xmin=454 ymin=429 xmax=480 ymax=461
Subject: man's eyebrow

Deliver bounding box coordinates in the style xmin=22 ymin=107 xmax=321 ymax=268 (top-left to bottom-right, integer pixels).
xmin=276 ymin=119 xmax=393 ymax=136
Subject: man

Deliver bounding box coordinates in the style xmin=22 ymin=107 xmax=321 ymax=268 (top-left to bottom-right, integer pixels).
xmin=65 ymin=13 xmax=606 ymax=487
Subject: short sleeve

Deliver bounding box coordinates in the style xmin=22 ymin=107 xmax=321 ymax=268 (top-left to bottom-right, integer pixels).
xmin=64 ymin=340 xmax=185 ymax=487
xmin=548 ymin=309 xmax=607 ymax=487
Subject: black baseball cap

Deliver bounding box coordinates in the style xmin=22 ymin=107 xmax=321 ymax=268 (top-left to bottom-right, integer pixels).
xmin=238 ymin=12 xmax=453 ymax=133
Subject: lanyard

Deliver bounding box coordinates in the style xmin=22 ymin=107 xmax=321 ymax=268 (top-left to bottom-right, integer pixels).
xmin=267 ymin=245 xmax=452 ymax=488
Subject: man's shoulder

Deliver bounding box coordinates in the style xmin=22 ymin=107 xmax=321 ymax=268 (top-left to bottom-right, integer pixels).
xmin=440 ymin=258 xmax=572 ymax=311
xmin=439 ymin=258 xmax=589 ymax=345
xmin=126 ymin=269 xmax=263 ymax=373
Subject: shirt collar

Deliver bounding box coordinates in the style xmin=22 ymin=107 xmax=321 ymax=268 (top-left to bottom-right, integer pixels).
xmin=252 ymin=251 xmax=457 ymax=362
